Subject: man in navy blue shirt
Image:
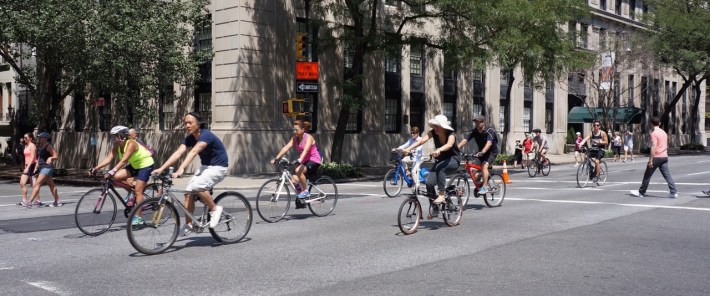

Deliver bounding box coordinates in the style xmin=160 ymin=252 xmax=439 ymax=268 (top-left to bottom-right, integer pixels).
xmin=153 ymin=112 xmax=229 ymax=235
xmin=457 ymin=115 xmax=498 ymax=195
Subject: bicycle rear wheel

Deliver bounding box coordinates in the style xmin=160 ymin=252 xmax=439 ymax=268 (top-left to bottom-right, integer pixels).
xmin=256 ymin=179 xmax=291 ymax=223
xmin=209 ymin=191 xmax=252 ymax=243
xmin=308 ymin=176 xmax=338 ymax=217
xmin=446 ymin=174 xmax=470 ymax=209
xmin=527 ymin=160 xmax=538 ymax=177
xmin=541 ymin=158 xmax=551 ymax=176
xmin=383 ymin=169 xmax=403 ymax=197
xmin=75 ymin=188 xmax=117 ymax=236
xmin=483 ymin=174 xmax=506 ymax=207
xmin=397 ymin=197 xmax=421 ymax=235
xmin=597 ymin=161 xmax=608 ymax=186
xmin=576 ymin=161 xmax=590 ymax=188
xmin=442 ymin=193 xmax=463 ymax=227
xmin=126 ymin=198 xmax=179 ymax=255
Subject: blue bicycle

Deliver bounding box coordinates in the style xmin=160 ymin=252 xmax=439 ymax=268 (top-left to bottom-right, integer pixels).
xmin=383 ymin=151 xmax=429 ymax=198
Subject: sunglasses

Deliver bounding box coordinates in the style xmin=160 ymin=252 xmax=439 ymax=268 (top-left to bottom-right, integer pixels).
xmin=594 ymin=124 xmax=600 ymax=126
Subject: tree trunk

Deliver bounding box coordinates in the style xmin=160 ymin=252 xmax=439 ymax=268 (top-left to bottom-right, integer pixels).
xmin=660 ymin=79 xmax=693 ymax=131
xmin=330 ymin=106 xmax=352 ymax=163
xmin=689 ymin=78 xmax=705 ymax=143
xmin=501 ymin=72 xmax=514 ymax=154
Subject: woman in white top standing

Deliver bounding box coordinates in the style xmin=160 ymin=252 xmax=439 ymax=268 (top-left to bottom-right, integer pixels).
xmin=623 ymin=130 xmax=634 ymax=162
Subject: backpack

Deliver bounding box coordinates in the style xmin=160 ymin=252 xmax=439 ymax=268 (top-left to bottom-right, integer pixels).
xmin=136 ymin=139 xmax=156 ymax=156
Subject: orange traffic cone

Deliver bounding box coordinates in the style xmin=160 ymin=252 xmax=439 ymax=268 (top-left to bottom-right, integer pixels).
xmin=502 ymin=160 xmax=511 ymax=184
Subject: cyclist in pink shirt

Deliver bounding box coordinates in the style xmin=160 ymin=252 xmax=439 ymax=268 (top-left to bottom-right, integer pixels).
xmin=272 ymin=120 xmax=322 ymax=201
xmin=630 ymin=117 xmax=677 ymax=198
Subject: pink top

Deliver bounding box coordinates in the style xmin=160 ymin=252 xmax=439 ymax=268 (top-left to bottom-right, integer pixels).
xmin=651 ymin=127 xmax=668 ymax=158
xmin=24 ymin=143 xmax=37 ymax=166
xmin=295 ymin=133 xmax=322 ymax=164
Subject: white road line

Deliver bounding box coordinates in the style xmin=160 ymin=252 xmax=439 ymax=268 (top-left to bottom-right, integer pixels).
xmin=0 ymin=267 xmax=14 ymax=270
xmin=26 ymin=281 xmax=68 ymax=296
xmin=512 ymin=180 xmax=710 ymax=186
xmin=0 ymin=190 xmax=87 ymax=198
xmin=507 ymin=197 xmax=710 ymax=212
xmin=509 ymin=187 xmax=691 ymax=194
xmin=687 ymin=171 xmax=710 ymax=176
xmin=0 ymin=198 xmax=80 ymax=207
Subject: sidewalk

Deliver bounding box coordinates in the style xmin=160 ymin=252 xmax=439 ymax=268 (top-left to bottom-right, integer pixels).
xmin=1 ymin=151 xmax=702 ymax=189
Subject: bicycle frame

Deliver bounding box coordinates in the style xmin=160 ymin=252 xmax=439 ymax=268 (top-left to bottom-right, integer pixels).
xmin=271 ymin=164 xmax=328 ymax=204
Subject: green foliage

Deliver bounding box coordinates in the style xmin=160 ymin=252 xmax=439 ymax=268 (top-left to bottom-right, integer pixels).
xmin=604 ymin=149 xmax=615 ymax=158
xmin=566 ymin=128 xmax=577 ymax=144
xmin=680 ymin=143 xmax=705 ymax=151
xmin=494 ymin=154 xmax=514 ymax=165
xmin=0 ymin=0 xmax=210 ymax=130
xmin=320 ymin=162 xmax=363 ymax=180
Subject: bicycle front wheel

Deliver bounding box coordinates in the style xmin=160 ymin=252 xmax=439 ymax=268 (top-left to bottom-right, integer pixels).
xmin=308 ymin=176 xmax=338 ymax=217
xmin=442 ymin=193 xmax=463 ymax=227
xmin=209 ymin=191 xmax=252 ymax=243
xmin=527 ymin=161 xmax=538 ymax=177
xmin=541 ymin=158 xmax=551 ymax=176
xmin=383 ymin=169 xmax=403 ymax=197
xmin=576 ymin=161 xmax=590 ymax=188
xmin=483 ymin=174 xmax=506 ymax=207
xmin=256 ymin=179 xmax=291 ymax=223
xmin=446 ymin=174 xmax=470 ymax=209
xmin=126 ymin=198 xmax=179 ymax=255
xmin=597 ymin=161 xmax=608 ymax=186
xmin=75 ymin=188 xmax=117 ymax=236
xmin=397 ymin=197 xmax=421 ymax=235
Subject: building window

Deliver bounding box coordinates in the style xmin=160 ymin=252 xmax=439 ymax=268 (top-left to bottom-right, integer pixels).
xmin=99 ymin=95 xmax=112 ymax=132
xmin=705 ymin=83 xmax=710 ymax=130
xmin=580 ymin=23 xmax=589 ymax=49
xmin=73 ymin=91 xmax=85 ymax=132
xmin=473 ymin=68 xmax=485 ymax=116
xmin=196 ymin=92 xmax=211 ymax=129
xmin=599 ymin=28 xmax=607 ymax=50
xmin=345 ymin=108 xmax=361 ymax=133
xmin=523 ymin=105 xmax=532 ymax=132
xmin=629 ymin=0 xmax=636 ymax=20
xmin=601 ymin=0 xmax=607 ymax=11
xmin=159 ymin=87 xmax=175 ymax=131
xmin=615 ymin=0 xmax=621 ymax=14
xmin=385 ymin=48 xmax=400 ymax=73
xmin=443 ymin=100 xmax=456 ymax=131
xmin=628 ymin=75 xmax=635 ymax=107
xmin=410 ymin=45 xmax=423 ymax=76
xmin=568 ymin=22 xmax=577 ymax=47
xmin=385 ymin=0 xmax=400 ymax=7
xmin=682 ymin=88 xmax=687 ymax=134
xmin=385 ymin=98 xmax=399 ymax=133
xmin=499 ymin=105 xmax=506 ymax=133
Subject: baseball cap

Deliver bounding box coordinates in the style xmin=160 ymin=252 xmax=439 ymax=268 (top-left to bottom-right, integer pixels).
xmin=38 ymin=132 xmax=50 ymax=138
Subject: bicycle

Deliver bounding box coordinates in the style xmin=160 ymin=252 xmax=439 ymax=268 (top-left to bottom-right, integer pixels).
xmin=576 ymin=147 xmax=608 ymax=188
xmin=255 ymin=158 xmax=338 ymax=223
xmin=527 ymin=149 xmax=551 ymax=177
xmin=446 ymin=153 xmax=506 ymax=208
xmin=126 ymin=171 xmax=252 ymax=255
xmin=383 ymin=151 xmax=430 ymax=198
xmin=397 ymin=175 xmax=465 ymax=235
xmin=74 ymin=172 xmax=160 ymax=236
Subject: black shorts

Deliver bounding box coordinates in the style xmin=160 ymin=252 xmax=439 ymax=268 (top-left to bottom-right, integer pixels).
xmin=481 ymin=152 xmax=497 ymax=166
xmin=302 ymin=161 xmax=321 ymax=181
xmin=591 ymin=148 xmax=604 ymax=160
xmin=23 ymin=163 xmax=36 ymax=176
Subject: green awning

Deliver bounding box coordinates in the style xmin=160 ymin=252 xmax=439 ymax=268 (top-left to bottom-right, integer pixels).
xmin=568 ymin=107 xmax=645 ymax=124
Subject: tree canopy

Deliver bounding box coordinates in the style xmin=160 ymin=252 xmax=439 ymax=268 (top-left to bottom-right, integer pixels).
xmin=0 ymin=0 xmax=210 ymax=131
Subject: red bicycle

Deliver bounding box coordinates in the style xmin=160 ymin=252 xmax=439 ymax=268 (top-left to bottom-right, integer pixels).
xmin=447 ymin=154 xmax=506 ymax=208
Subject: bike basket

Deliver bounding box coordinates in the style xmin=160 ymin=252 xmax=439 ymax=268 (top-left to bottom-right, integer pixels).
xmin=390 ymin=152 xmax=402 ymax=162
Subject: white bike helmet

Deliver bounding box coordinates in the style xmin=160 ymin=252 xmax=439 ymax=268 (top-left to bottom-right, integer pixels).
xmin=110 ymin=125 xmax=129 ymax=136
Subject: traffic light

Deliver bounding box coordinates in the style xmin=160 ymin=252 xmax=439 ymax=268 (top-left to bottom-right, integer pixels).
xmin=283 ymin=98 xmax=306 ymax=115
xmin=296 ymin=32 xmax=308 ymax=61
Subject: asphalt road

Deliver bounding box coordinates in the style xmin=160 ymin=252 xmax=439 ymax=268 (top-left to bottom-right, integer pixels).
xmin=1 ymin=155 xmax=709 ymax=296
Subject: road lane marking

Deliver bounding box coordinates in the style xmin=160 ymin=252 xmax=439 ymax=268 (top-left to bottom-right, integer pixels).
xmin=512 ymin=180 xmax=710 ymax=186
xmin=0 ymin=266 xmax=14 ymax=270
xmin=0 ymin=190 xmax=87 ymax=198
xmin=507 ymin=197 xmax=710 ymax=212
xmin=26 ymin=281 xmax=68 ymax=296
xmin=687 ymin=171 xmax=710 ymax=176
xmin=0 ymin=198 xmax=80 ymax=207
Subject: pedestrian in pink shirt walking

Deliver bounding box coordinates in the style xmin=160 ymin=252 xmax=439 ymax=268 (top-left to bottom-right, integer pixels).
xmin=630 ymin=117 xmax=677 ymax=198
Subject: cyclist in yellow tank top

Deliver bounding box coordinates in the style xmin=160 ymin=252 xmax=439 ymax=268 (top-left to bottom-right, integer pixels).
xmin=91 ymin=125 xmax=155 ymax=225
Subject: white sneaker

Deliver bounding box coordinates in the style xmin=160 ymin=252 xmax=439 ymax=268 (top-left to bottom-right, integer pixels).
xmin=629 ymin=190 xmax=644 ymax=198
xmin=209 ymin=206 xmax=223 ymax=228
xmin=180 ymin=223 xmax=193 ymax=236
xmin=667 ymin=193 xmax=678 ymax=199
xmin=574 ymin=163 xmax=579 ymax=168
xmin=433 ymin=195 xmax=446 ymax=204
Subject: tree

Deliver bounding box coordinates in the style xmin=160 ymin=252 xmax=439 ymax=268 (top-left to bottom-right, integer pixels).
xmin=645 ymin=0 xmax=710 ymax=142
xmin=489 ymin=0 xmax=593 ymax=152
xmin=0 ymin=0 xmax=210 ymax=133
xmin=314 ymin=0 xmax=591 ymax=161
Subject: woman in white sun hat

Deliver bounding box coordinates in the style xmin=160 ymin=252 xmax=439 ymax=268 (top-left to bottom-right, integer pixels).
xmin=403 ymin=115 xmax=460 ymax=204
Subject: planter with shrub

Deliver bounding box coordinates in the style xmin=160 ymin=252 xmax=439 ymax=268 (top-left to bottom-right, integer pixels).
xmin=320 ymin=162 xmax=363 ymax=180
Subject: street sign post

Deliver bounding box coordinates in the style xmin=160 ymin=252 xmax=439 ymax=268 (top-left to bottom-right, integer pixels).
xmin=297 ymin=81 xmax=318 ymax=93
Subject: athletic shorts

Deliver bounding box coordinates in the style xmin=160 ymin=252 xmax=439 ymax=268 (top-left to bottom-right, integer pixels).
xmin=480 ymin=152 xmax=497 ymax=166
xmin=23 ymin=163 xmax=36 ymax=176
xmin=126 ymin=164 xmax=154 ymax=183
xmin=186 ymin=165 xmax=227 ymax=192
xmin=301 ymin=161 xmax=321 ymax=181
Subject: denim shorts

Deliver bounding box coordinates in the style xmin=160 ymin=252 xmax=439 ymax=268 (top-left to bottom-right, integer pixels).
xmin=39 ymin=166 xmax=54 ymax=176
